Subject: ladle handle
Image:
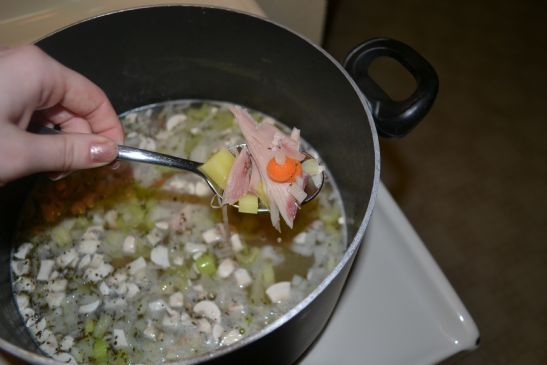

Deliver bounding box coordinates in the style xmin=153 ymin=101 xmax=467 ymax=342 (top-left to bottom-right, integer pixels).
xmin=35 ymin=126 xmax=203 ymax=174
xmin=344 ymin=37 xmax=439 ymax=138
xmin=117 ymin=145 xmax=202 ymax=173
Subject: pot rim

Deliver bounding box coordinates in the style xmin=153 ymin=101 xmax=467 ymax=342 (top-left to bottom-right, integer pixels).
xmin=0 ymin=4 xmax=381 ymax=364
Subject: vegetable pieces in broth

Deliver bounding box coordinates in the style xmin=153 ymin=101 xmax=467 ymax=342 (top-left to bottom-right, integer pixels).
xmin=11 ymin=101 xmax=345 ymax=364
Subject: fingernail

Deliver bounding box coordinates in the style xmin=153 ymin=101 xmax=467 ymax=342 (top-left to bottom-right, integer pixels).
xmin=90 ymin=141 xmax=117 ymax=163
xmin=110 ymin=161 xmax=120 ymax=170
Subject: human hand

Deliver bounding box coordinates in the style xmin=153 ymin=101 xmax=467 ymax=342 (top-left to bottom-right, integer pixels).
xmin=0 ymin=45 xmax=124 ymax=186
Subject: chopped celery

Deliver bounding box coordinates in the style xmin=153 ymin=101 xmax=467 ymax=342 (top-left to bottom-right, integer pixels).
xmin=187 ymin=104 xmax=211 ymax=120
xmin=73 ymin=337 xmax=94 ymax=363
xmin=84 ymin=319 xmax=95 ymax=335
xmin=238 ymin=194 xmax=258 ymax=214
xmin=236 ymin=246 xmax=259 ymax=266
xmin=327 ymin=255 xmax=337 ymax=271
xmin=92 ymin=338 xmax=108 ymax=362
xmin=157 ymin=270 xmax=180 ymax=294
xmin=171 ymin=270 xmax=189 ymax=291
xmin=261 ymin=262 xmax=275 ymax=287
xmin=184 ymin=134 xmax=202 ymax=157
xmin=71 ymin=347 xmax=84 ymax=363
xmin=158 ymin=267 xmax=188 ymax=293
xmin=199 ymin=148 xmax=235 ymax=189
xmin=112 ymin=350 xmax=130 ymax=365
xmin=250 ymin=261 xmax=275 ymax=304
xmin=119 ymin=200 xmax=146 ymax=228
xmin=250 ymin=111 xmax=263 ymax=121
xmin=103 ymin=231 xmax=126 ymax=258
xmin=51 ymin=226 xmax=71 ymax=246
xmin=195 ymin=254 xmax=216 ymax=276
xmin=244 ymin=314 xmax=254 ymax=325
xmin=74 ymin=216 xmax=90 ymax=228
xmin=158 ymin=278 xmax=174 ymax=294
xmin=250 ymin=276 xmax=264 ymax=304
xmin=92 ymin=314 xmax=112 ymax=338
xmin=319 ymin=207 xmax=341 ymax=225
xmin=212 ymin=109 xmax=234 ymax=129
xmin=325 ymin=222 xmax=340 ymax=235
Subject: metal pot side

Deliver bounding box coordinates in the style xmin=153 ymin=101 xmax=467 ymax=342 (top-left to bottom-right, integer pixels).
xmin=0 ymin=6 xmax=380 ymax=364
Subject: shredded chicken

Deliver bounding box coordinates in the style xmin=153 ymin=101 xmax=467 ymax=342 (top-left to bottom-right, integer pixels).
xmin=229 ymin=106 xmax=306 ymax=230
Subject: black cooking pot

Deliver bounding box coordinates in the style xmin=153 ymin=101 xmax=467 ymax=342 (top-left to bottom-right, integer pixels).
xmin=0 ymin=6 xmax=438 ymax=364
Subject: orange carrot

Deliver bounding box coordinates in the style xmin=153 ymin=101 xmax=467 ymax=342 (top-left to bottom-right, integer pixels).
xmin=267 ymin=156 xmax=302 ymax=183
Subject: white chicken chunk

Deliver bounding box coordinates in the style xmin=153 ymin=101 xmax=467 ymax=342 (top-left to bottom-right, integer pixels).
xmin=169 ymin=292 xmax=184 ymax=308
xmin=127 ymin=257 xmax=147 ymax=275
xmin=234 ymin=268 xmax=252 ymax=288
xmin=11 ymin=259 xmax=30 ymax=276
xmin=14 ymin=242 xmax=33 ymax=260
xmin=193 ymin=300 xmax=221 ymax=323
xmin=217 ymin=258 xmax=235 ymax=278
xmin=202 ymin=227 xmax=222 ymax=244
xmin=113 ymin=329 xmax=129 ymax=348
xmin=266 ymin=282 xmax=291 ymax=303
xmin=56 ymin=248 xmax=78 ymax=268
xmin=78 ymin=239 xmax=100 ymax=255
xmin=37 ymin=260 xmax=55 ymax=281
xmin=150 ymin=245 xmax=170 ymax=268
xmin=230 ymin=234 xmax=244 ymax=252
xmin=123 ymin=235 xmax=136 ymax=255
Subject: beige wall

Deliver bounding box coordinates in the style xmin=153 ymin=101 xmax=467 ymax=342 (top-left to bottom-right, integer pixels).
xmin=255 ymin=0 xmax=327 ymax=44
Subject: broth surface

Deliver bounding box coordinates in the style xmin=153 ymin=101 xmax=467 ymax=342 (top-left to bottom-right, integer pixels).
xmin=11 ymin=101 xmax=346 ymax=364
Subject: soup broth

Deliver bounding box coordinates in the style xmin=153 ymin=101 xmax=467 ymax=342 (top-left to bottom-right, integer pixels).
xmin=11 ymin=101 xmax=346 ymax=364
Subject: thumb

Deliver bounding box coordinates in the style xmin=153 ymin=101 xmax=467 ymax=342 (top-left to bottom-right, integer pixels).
xmin=25 ymin=132 xmax=118 ymax=173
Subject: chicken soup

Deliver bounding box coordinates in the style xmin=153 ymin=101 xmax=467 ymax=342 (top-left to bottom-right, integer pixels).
xmin=11 ymin=101 xmax=346 ymax=364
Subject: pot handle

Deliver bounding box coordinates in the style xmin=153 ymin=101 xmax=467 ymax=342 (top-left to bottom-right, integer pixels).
xmin=344 ymin=37 xmax=438 ymax=138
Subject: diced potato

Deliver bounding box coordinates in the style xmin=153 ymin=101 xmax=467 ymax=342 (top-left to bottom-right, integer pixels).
xmin=238 ymin=194 xmax=258 ymax=214
xmin=199 ymin=148 xmax=235 ymax=189
xmin=302 ymin=158 xmax=319 ymax=175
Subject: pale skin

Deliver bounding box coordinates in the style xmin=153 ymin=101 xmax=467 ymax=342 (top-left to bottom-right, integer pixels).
xmin=0 ymin=45 xmax=124 ymax=186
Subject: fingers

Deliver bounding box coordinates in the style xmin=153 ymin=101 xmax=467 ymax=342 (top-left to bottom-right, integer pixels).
xmin=23 ymin=131 xmax=118 ymax=174
xmin=46 ymin=66 xmax=125 ymax=143
xmin=0 ymin=45 xmax=124 ymax=185
xmin=0 ymin=124 xmax=116 ymax=185
xmin=38 ymin=106 xmax=93 ymax=134
xmin=0 ymin=45 xmax=124 ymax=142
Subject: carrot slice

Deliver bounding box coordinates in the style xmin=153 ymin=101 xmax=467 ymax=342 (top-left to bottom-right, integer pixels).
xmin=267 ymin=157 xmax=302 ymax=183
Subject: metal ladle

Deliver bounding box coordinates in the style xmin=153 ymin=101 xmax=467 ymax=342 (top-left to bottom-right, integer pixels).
xmin=39 ymin=127 xmax=324 ymax=213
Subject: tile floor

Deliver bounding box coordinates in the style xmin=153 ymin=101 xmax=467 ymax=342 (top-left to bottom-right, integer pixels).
xmin=323 ymin=0 xmax=546 ymax=364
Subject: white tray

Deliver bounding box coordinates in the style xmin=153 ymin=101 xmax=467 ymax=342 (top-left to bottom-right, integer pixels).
xmin=0 ymin=183 xmax=479 ymax=364
xmin=300 ymin=183 xmax=479 ymax=364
